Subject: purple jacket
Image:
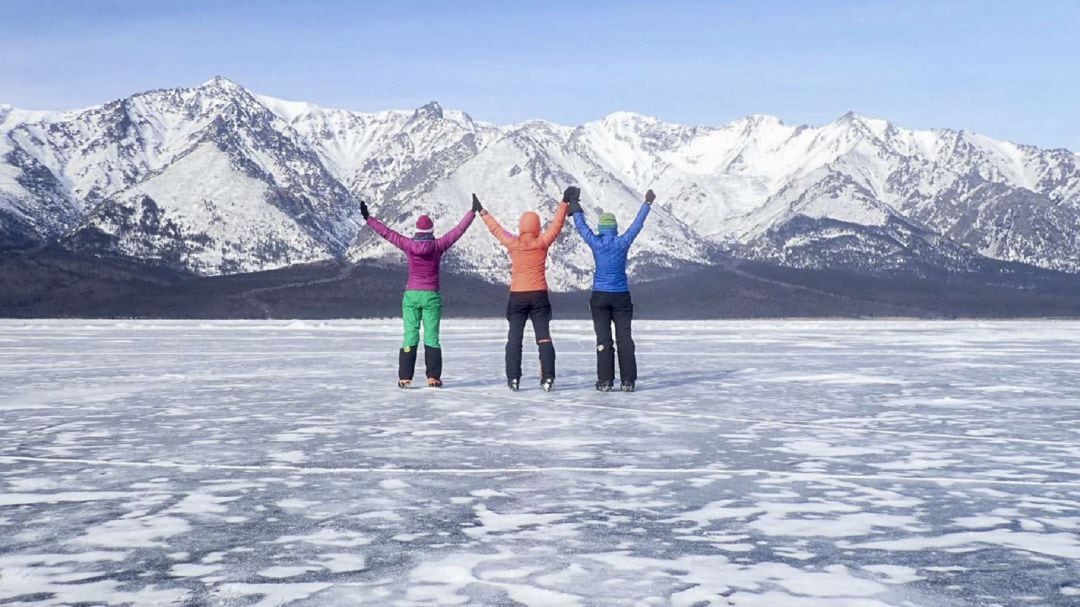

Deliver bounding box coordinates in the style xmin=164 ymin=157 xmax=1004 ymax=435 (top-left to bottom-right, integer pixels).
xmin=367 ymin=211 xmax=475 ymax=291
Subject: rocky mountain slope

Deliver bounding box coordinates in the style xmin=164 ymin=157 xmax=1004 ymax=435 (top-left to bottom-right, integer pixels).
xmin=3 ymin=77 xmax=1078 ymax=288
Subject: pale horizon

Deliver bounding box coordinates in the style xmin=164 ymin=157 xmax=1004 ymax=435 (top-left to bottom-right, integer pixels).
xmin=3 ymin=0 xmax=1078 ymax=150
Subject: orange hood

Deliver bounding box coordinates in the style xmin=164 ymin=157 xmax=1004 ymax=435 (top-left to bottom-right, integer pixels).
xmin=518 ymin=212 xmax=541 ymax=236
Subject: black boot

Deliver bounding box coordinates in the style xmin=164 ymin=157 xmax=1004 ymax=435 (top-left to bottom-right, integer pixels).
xmin=421 ymin=347 xmax=438 ymax=384
xmin=596 ymin=380 xmax=614 ymax=392
xmin=421 ymin=345 xmax=438 ymax=378
xmin=538 ymin=341 xmax=556 ymax=383
xmin=507 ymin=378 xmax=520 ymax=392
xmin=398 ymin=347 xmax=418 ymax=383
xmin=595 ymin=341 xmax=615 ymax=385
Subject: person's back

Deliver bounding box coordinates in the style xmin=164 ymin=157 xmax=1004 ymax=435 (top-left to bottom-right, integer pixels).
xmin=586 ymin=227 xmax=639 ymax=293
xmin=478 ymin=195 xmax=570 ymax=391
xmin=399 ymin=237 xmax=449 ymax=291
xmin=369 ymin=218 xmax=473 ymax=293
xmin=364 ymin=203 xmax=476 ymax=387
xmin=575 ymin=204 xmax=650 ymax=293
xmin=568 ymin=189 xmax=655 ymax=392
xmin=484 ymin=209 xmax=567 ymax=293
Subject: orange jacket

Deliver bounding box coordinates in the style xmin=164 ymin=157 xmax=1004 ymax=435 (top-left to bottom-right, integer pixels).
xmin=481 ymin=203 xmax=569 ymax=292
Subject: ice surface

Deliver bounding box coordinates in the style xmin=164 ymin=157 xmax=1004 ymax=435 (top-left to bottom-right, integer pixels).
xmin=1 ymin=319 xmax=1079 ymax=606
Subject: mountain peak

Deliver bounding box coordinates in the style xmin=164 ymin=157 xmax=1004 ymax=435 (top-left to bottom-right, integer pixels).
xmin=604 ymin=110 xmax=647 ymax=120
xmin=413 ymin=101 xmax=444 ymax=119
xmin=599 ymin=111 xmax=660 ymax=126
xmin=738 ymin=113 xmax=784 ymax=126
xmin=0 ymin=104 xmax=62 ymax=130
xmin=198 ymin=76 xmax=246 ymax=94
xmin=832 ymin=110 xmax=889 ymax=128
xmin=827 ymin=111 xmax=893 ymax=140
xmin=254 ymin=94 xmax=319 ymax=123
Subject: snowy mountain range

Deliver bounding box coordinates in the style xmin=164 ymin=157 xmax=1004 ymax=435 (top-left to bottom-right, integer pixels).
xmin=3 ymin=76 xmax=1079 ymax=289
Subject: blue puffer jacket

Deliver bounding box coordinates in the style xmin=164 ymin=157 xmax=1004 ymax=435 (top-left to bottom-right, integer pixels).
xmin=572 ymin=204 xmax=651 ymax=293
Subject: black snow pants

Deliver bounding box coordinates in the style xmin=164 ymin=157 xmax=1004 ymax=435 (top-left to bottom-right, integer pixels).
xmin=590 ymin=291 xmax=636 ymax=383
xmin=505 ymin=290 xmax=555 ymax=381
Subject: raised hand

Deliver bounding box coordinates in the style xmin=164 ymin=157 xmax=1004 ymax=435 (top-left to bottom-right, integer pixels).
xmin=644 ymin=189 xmax=656 ymax=204
xmin=567 ymin=198 xmax=583 ymax=216
xmin=563 ymin=186 xmax=581 ymax=204
xmin=471 ymin=193 xmax=483 ymax=213
xmin=360 ymin=199 xmax=370 ymax=220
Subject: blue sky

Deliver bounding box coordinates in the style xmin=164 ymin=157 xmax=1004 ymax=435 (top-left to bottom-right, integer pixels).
xmin=3 ymin=0 xmax=1078 ymax=150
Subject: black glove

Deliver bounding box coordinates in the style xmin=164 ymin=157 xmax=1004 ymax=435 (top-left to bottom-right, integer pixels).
xmin=644 ymin=189 xmax=656 ymax=204
xmin=562 ymin=186 xmax=581 ymax=204
xmin=360 ymin=200 xmax=370 ymax=220
xmin=567 ymin=199 xmax=583 ymax=216
xmin=471 ymin=193 xmax=483 ymax=213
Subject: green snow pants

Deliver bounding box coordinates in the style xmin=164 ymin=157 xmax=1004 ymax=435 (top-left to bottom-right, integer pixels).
xmin=402 ymin=290 xmax=443 ymax=349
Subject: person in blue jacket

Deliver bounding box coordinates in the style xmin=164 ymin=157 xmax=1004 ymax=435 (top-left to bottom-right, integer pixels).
xmin=565 ymin=186 xmax=654 ymax=392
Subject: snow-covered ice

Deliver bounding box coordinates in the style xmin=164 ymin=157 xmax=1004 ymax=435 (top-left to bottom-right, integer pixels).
xmin=1 ymin=319 xmax=1078 ymax=606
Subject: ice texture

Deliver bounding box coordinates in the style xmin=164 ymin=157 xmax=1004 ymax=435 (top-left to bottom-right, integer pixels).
xmin=1 ymin=319 xmax=1079 ymax=605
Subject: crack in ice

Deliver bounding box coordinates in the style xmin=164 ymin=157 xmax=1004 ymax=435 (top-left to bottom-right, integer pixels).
xmin=481 ymin=392 xmax=1080 ymax=449
xmin=3 ymin=455 xmax=1078 ymax=488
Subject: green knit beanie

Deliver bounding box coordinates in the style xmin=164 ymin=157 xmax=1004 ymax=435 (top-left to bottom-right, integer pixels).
xmin=598 ymin=212 xmax=618 ymax=232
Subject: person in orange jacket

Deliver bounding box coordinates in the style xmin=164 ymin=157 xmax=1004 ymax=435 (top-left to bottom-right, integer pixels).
xmin=476 ymin=190 xmax=571 ymax=392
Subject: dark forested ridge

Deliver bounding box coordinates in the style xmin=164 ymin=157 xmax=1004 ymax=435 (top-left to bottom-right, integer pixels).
xmin=4 ymin=246 xmax=1080 ymax=319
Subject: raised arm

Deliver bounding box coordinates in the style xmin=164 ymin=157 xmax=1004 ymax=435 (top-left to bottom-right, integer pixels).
xmin=435 ymin=209 xmax=476 ymax=252
xmin=366 ymin=217 xmax=411 ymax=251
xmin=572 ymin=211 xmax=602 ymax=250
xmin=622 ymin=189 xmax=656 ymax=245
xmin=539 ymin=202 xmax=569 ymax=248
xmin=360 ymin=199 xmax=410 ymax=251
xmin=564 ymin=186 xmax=600 ymax=248
xmin=621 ymin=204 xmax=652 ymax=245
xmin=481 ymin=210 xmax=517 ymax=248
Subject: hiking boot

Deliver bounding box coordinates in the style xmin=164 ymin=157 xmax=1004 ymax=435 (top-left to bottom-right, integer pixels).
xmin=595 ymin=380 xmax=614 ymax=392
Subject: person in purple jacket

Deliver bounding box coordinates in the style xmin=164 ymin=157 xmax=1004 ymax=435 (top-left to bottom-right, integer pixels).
xmin=361 ymin=196 xmax=480 ymax=388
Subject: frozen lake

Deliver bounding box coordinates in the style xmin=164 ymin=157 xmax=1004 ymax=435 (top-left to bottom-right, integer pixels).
xmin=1 ymin=319 xmax=1079 ymax=606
